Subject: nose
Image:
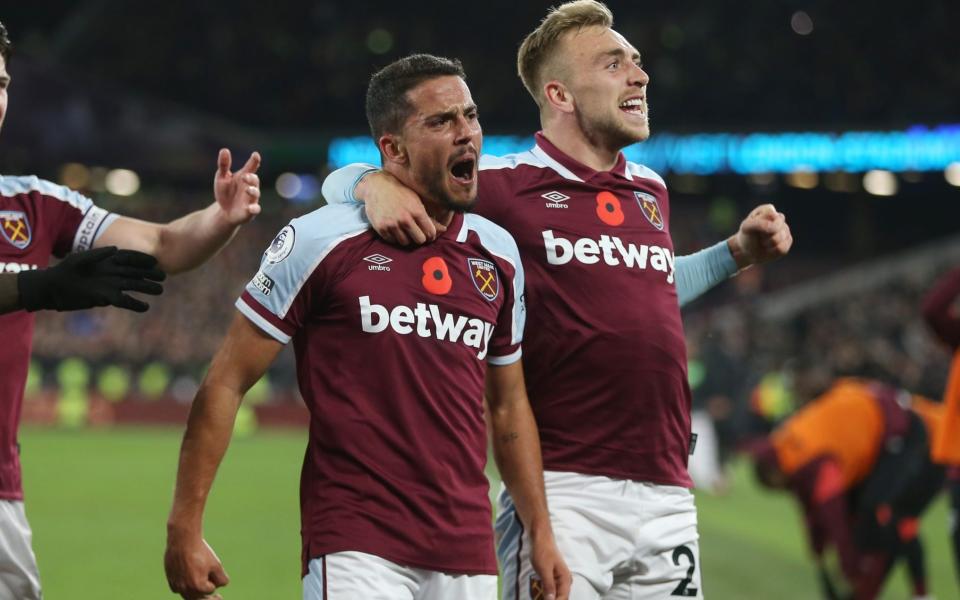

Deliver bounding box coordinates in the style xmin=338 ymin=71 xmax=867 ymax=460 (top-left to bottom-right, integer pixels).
xmin=453 ymin=113 xmax=480 ymax=145
xmin=628 ymin=62 xmax=649 ymax=87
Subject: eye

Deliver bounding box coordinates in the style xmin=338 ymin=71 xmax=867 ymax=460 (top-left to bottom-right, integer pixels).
xmin=607 ymin=60 xmax=619 ymax=70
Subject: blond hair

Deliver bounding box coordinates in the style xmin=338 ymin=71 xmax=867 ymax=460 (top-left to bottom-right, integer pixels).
xmin=517 ymin=0 xmax=614 ymax=107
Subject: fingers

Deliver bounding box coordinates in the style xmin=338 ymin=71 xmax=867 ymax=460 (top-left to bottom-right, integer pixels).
xmin=112 ymin=293 xmax=150 ymax=313
xmin=750 ymin=203 xmax=778 ymax=219
xmin=412 ymin=212 xmax=439 ymax=242
xmin=239 ymin=151 xmax=262 ymax=175
xmin=542 ymin=570 xmax=558 ymax=600
xmin=391 ymin=227 xmax=410 ymax=246
xmin=210 ymin=563 xmax=230 ymax=587
xmin=217 ymin=149 xmax=232 ymax=178
xmin=111 ymin=249 xmax=158 ymax=269
xmin=744 ymin=209 xmax=787 ymax=235
xmin=556 ymin=563 xmax=572 ymax=600
xmin=70 ymin=246 xmax=118 ymax=266
xmin=98 ymin=263 xmax=167 ymax=283
xmin=120 ymin=278 xmax=164 ymax=296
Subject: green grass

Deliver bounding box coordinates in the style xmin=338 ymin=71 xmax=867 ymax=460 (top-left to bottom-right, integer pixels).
xmin=19 ymin=427 xmax=959 ymax=599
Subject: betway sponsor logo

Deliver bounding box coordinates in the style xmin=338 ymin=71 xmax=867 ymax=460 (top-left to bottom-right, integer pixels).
xmin=0 ymin=262 xmax=39 ymax=274
xmin=542 ymin=230 xmax=675 ymax=284
xmin=359 ymin=296 xmax=495 ymax=359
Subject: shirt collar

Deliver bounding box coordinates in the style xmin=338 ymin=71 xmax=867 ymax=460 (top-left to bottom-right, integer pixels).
xmin=534 ymin=131 xmax=631 ymax=181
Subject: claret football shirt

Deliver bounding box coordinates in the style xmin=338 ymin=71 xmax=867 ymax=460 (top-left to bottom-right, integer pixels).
xmin=237 ymin=203 xmax=524 ymax=574
xmin=475 ymin=133 xmax=692 ymax=487
xmin=0 ymin=176 xmax=116 ymax=500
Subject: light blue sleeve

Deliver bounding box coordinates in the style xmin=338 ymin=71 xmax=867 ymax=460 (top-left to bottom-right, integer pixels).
xmin=321 ymin=163 xmax=379 ymax=205
xmin=235 ymin=203 xmax=369 ymax=343
xmin=675 ymin=241 xmax=738 ymax=307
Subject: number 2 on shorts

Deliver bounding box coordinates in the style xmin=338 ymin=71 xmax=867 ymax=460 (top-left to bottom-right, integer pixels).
xmin=670 ymin=545 xmax=698 ymax=597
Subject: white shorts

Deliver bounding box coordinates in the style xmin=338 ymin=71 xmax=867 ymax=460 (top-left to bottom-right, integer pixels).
xmin=496 ymin=471 xmax=703 ymax=600
xmin=0 ymin=500 xmax=42 ymax=600
xmin=303 ymin=551 xmax=497 ymax=600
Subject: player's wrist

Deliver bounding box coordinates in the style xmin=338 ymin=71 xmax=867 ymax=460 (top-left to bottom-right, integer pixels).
xmin=166 ymin=515 xmax=203 ymax=540
xmin=726 ymin=234 xmax=753 ymax=270
xmin=527 ymin=516 xmax=556 ymax=543
xmin=17 ymin=267 xmax=55 ymax=312
xmin=353 ymin=170 xmax=383 ymax=203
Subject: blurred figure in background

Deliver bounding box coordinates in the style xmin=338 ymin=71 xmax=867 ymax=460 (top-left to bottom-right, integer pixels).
xmin=751 ymin=378 xmax=944 ymax=600
xmin=921 ymin=266 xmax=960 ymax=588
xmin=0 ymin=21 xmax=262 ymax=600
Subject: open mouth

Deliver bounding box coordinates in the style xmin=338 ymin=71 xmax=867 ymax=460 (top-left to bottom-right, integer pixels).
xmin=449 ymin=156 xmax=476 ymax=185
xmin=619 ymin=97 xmax=646 ymax=117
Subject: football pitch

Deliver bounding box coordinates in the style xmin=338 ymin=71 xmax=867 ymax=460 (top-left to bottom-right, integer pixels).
xmin=20 ymin=427 xmax=956 ymax=599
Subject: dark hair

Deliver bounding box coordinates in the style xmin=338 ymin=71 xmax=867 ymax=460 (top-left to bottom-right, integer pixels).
xmin=0 ymin=21 xmax=11 ymax=65
xmin=365 ymin=53 xmax=465 ymax=140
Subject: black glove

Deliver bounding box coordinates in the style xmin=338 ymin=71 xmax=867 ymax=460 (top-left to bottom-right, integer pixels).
xmin=18 ymin=246 xmax=166 ymax=313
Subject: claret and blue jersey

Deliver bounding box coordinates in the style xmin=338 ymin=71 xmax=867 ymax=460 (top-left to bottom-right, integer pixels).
xmin=474 ymin=133 xmax=692 ymax=487
xmin=0 ymin=175 xmax=116 ymax=501
xmin=237 ymin=203 xmax=525 ymax=575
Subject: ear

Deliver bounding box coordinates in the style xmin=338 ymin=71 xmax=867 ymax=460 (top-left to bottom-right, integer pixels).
xmin=378 ymin=133 xmax=407 ymax=166
xmin=543 ymin=80 xmax=575 ymax=114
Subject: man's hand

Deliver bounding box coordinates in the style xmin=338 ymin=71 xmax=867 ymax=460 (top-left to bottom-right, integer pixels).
xmin=727 ymin=204 xmax=793 ymax=269
xmin=214 ymin=148 xmax=262 ymax=225
xmin=356 ymin=170 xmax=446 ymax=245
xmin=17 ymin=246 xmax=165 ymax=313
xmin=164 ymin=532 xmax=230 ymax=600
xmin=529 ymin=530 xmax=572 ymax=600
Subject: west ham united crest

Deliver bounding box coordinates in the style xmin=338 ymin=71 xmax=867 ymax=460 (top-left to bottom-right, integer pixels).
xmin=529 ymin=576 xmax=545 ymax=600
xmin=467 ymin=258 xmax=499 ymax=301
xmin=634 ymin=191 xmax=664 ymax=231
xmin=0 ymin=211 xmax=32 ymax=249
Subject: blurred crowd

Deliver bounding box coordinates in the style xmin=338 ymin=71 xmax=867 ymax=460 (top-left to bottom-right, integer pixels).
xmin=685 ymin=262 xmax=957 ymax=475
xmin=24 ymin=188 xmax=959 ymax=417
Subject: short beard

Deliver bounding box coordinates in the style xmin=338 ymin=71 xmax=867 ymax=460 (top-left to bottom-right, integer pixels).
xmin=423 ymin=173 xmax=475 ymax=215
xmin=576 ymin=105 xmax=649 ymax=153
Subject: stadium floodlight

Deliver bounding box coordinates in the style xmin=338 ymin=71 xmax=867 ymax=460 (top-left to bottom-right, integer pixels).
xmin=863 ymin=170 xmax=898 ymax=196
xmin=946 ymin=162 xmax=960 ymax=187
xmin=105 ymin=168 xmax=140 ymax=196
xmin=275 ymin=172 xmax=302 ymax=199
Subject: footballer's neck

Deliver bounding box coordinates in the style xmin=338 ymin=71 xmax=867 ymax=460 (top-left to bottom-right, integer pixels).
xmin=382 ymin=163 xmax=454 ymax=228
xmin=541 ymin=117 xmax=621 ymax=173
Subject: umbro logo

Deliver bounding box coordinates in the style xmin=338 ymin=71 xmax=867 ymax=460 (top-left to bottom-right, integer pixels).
xmin=364 ymin=253 xmax=392 ymax=271
xmin=542 ymin=191 xmax=569 ymax=209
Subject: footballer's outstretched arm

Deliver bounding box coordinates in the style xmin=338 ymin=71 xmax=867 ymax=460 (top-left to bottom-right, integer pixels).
xmin=96 ymin=149 xmax=262 ymax=275
xmin=165 ymin=312 xmax=282 ymax=600
xmin=487 ymin=360 xmax=571 ymax=600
